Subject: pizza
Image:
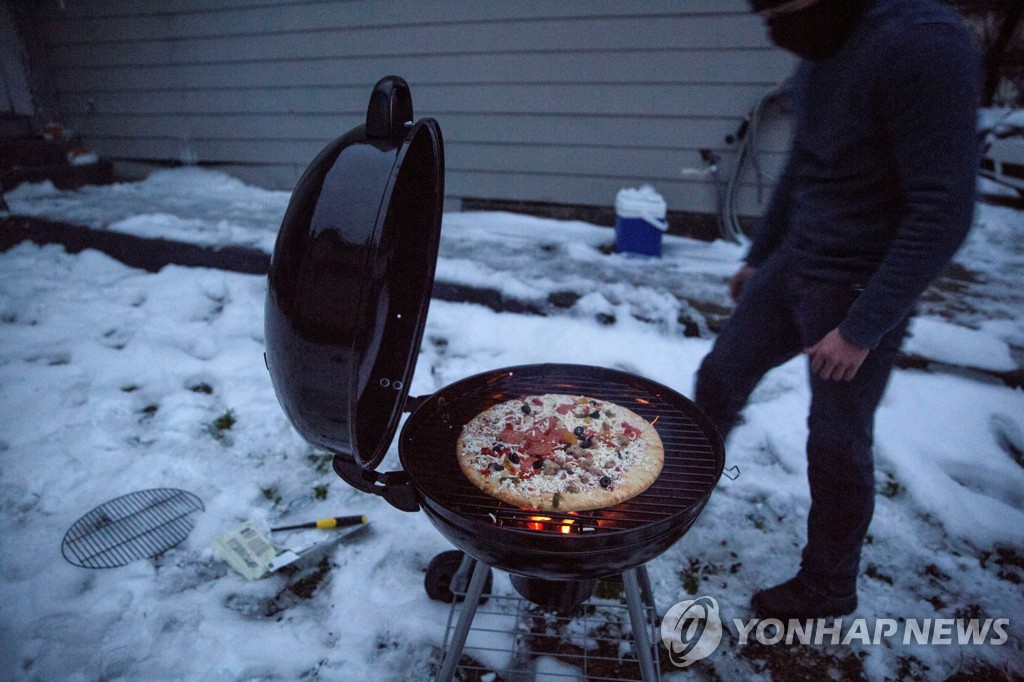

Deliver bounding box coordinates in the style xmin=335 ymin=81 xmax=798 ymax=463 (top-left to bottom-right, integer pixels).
xmin=456 ymin=394 xmax=664 ymax=512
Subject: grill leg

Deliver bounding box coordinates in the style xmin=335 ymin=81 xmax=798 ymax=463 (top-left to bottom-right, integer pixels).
xmin=437 ymin=558 xmax=491 ymax=682
xmin=637 ymin=563 xmax=656 ymax=611
xmin=623 ymin=567 xmax=661 ymax=682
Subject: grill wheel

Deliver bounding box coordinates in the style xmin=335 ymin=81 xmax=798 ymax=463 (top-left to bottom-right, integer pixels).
xmin=425 ymin=550 xmax=493 ymax=604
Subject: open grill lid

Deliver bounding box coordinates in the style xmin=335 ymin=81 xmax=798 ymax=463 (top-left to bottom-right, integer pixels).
xmin=265 ymin=76 xmax=444 ymax=470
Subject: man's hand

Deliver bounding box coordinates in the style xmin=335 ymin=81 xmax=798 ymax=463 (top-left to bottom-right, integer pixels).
xmin=729 ymin=265 xmax=758 ymax=301
xmin=805 ymin=328 xmax=869 ymax=381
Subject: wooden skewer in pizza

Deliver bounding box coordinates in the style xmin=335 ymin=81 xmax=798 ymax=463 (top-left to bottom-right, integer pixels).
xmin=457 ymin=394 xmax=664 ymax=512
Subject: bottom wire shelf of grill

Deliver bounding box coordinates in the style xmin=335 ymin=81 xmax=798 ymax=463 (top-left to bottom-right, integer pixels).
xmin=441 ymin=586 xmax=661 ymax=682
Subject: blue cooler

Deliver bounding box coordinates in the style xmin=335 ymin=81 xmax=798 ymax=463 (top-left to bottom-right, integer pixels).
xmin=614 ymin=186 xmax=668 ymax=257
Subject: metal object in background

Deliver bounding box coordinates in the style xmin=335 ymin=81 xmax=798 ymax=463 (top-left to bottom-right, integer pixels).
xmin=61 ymin=488 xmax=204 ymax=569
xmin=702 ymin=82 xmax=791 ymax=243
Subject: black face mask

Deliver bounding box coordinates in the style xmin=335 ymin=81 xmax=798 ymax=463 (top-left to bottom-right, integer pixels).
xmin=766 ymin=0 xmax=864 ymax=61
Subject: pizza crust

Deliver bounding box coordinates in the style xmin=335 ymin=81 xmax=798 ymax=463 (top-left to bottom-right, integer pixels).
xmin=457 ymin=394 xmax=664 ymax=512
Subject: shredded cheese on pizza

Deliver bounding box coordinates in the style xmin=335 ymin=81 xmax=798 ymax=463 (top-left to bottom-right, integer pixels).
xmin=457 ymin=394 xmax=653 ymax=509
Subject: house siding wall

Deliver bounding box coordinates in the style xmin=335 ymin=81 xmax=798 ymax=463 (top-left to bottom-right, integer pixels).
xmin=1 ymin=2 xmax=35 ymax=116
xmin=31 ymin=0 xmax=796 ymax=218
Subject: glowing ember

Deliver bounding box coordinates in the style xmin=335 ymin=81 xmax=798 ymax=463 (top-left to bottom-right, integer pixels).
xmin=521 ymin=513 xmax=580 ymax=533
xmin=527 ymin=515 xmax=552 ymax=531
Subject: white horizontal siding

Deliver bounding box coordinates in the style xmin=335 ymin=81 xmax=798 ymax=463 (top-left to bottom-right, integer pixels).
xmin=34 ymin=0 xmax=796 ymax=218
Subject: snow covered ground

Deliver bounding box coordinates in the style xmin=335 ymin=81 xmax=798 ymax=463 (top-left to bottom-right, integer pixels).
xmin=1 ymin=168 xmax=1023 ymax=680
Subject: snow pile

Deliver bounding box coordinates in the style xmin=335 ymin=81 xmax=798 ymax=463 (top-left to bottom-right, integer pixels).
xmin=905 ymin=317 xmax=1016 ymax=372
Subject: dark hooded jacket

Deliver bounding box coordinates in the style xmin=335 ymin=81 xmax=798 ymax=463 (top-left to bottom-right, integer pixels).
xmin=745 ymin=0 xmax=981 ymax=349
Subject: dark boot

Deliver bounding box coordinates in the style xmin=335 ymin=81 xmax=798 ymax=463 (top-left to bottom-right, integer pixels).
xmin=751 ymin=577 xmax=856 ymax=619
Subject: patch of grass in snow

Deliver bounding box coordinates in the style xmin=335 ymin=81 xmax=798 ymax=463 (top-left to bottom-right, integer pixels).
xmin=206 ymin=408 xmax=236 ymax=443
xmin=919 ymin=563 xmax=952 ymax=610
xmin=893 ymin=650 xmax=1023 ymax=682
xmin=188 ymin=381 xmax=213 ymax=394
xmin=678 ymin=556 xmax=740 ymax=596
xmin=878 ymin=471 xmax=905 ymax=499
xmin=923 ymin=563 xmax=950 ymax=582
xmin=979 ymin=544 xmax=1024 ymax=585
xmin=738 ymin=638 xmax=867 ymax=681
xmin=138 ymin=403 xmax=158 ymax=422
xmin=952 ymin=602 xmax=984 ymax=621
xmin=747 ymin=511 xmax=769 ymax=531
xmin=307 ymin=453 xmax=333 ymax=475
xmin=894 ymin=654 xmax=931 ymax=681
xmin=865 ymin=563 xmax=894 ymax=585
xmin=260 ymin=485 xmax=282 ymax=507
xmin=945 ymin=661 xmax=1024 ymax=682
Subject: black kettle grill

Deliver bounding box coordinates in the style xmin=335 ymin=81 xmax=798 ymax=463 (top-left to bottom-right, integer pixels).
xmin=264 ymin=76 xmax=724 ymax=681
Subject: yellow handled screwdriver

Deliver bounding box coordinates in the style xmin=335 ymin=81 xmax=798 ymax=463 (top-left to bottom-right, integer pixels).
xmin=271 ymin=515 xmax=366 ymax=532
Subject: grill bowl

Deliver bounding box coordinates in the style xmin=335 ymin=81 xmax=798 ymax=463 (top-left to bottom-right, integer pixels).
xmin=399 ymin=363 xmax=724 ymax=580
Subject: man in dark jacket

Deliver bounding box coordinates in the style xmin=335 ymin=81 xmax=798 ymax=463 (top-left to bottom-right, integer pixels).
xmin=695 ymin=0 xmax=980 ymax=618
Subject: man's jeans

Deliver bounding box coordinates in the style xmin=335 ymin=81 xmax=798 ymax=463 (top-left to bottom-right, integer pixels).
xmin=695 ymin=250 xmax=908 ymax=597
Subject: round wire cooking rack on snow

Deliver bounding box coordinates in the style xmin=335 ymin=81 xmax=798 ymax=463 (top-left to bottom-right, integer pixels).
xmin=61 ymin=488 xmax=204 ymax=568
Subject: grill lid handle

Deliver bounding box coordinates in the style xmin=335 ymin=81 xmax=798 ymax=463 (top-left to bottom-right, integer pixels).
xmin=366 ymin=75 xmax=413 ymax=143
xmin=333 ymin=454 xmax=420 ymax=512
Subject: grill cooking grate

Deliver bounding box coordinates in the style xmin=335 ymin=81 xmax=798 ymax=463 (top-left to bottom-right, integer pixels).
xmin=61 ymin=488 xmax=204 ymax=569
xmin=441 ymin=581 xmax=660 ymax=681
xmin=402 ymin=364 xmax=722 ymax=533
